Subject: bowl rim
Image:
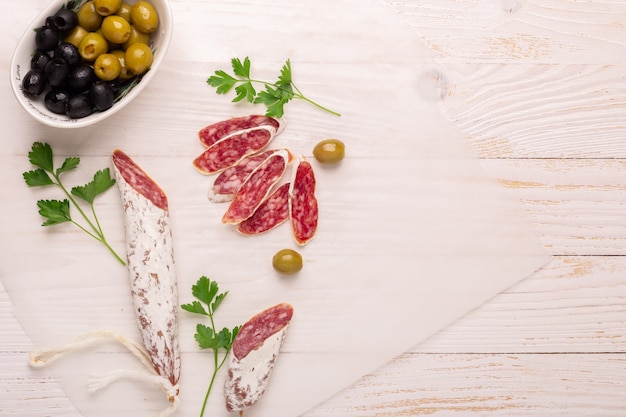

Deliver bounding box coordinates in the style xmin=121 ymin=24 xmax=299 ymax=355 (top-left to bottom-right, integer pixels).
xmin=9 ymin=0 xmax=173 ymax=129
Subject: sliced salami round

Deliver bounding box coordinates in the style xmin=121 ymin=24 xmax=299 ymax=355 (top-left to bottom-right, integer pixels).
xmin=222 ymin=149 xmax=289 ymax=225
xmin=224 ymin=303 xmax=294 ymax=412
xmin=198 ymin=115 xmax=282 ymax=148
xmin=237 ymin=182 xmax=291 ymax=235
xmin=193 ymin=126 xmax=277 ymax=175
xmin=207 ymin=149 xmax=276 ymax=203
xmin=289 ymin=157 xmax=319 ymax=245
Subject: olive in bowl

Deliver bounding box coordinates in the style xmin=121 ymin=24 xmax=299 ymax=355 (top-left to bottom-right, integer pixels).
xmin=10 ymin=0 xmax=172 ymax=128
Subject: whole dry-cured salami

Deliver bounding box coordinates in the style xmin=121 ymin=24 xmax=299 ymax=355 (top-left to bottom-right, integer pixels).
xmin=237 ymin=182 xmax=290 ymax=235
xmin=198 ymin=115 xmax=282 ymax=148
xmin=224 ymin=303 xmax=294 ymax=413
xmin=222 ymin=149 xmax=290 ymax=225
xmin=193 ymin=126 xmax=278 ymax=175
xmin=112 ymin=149 xmax=181 ymax=406
xmin=289 ymin=157 xmax=319 ymax=245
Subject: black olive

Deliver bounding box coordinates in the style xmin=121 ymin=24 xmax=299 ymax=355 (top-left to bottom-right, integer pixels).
xmin=52 ymin=8 xmax=78 ymax=34
xmin=67 ymin=65 xmax=94 ymax=92
xmin=89 ymin=81 xmax=115 ymax=112
xmin=35 ymin=26 xmax=59 ymax=52
xmin=31 ymin=50 xmax=52 ymax=72
xmin=44 ymin=58 xmax=70 ymax=88
xmin=44 ymin=89 xmax=71 ymax=114
xmin=54 ymin=42 xmax=81 ymax=67
xmin=66 ymin=93 xmax=93 ymax=119
xmin=21 ymin=70 xmax=47 ymax=97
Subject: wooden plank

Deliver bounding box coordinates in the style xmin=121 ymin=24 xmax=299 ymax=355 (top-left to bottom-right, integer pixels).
xmin=304 ymin=352 xmax=626 ymax=417
xmin=479 ymin=158 xmax=626 ymax=255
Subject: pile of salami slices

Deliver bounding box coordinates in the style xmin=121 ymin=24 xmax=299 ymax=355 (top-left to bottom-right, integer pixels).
xmin=193 ymin=115 xmax=318 ymax=245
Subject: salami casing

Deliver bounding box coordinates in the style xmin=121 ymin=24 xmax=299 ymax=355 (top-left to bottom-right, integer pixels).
xmin=193 ymin=126 xmax=278 ymax=175
xmin=224 ymin=303 xmax=294 ymax=412
xmin=112 ymin=149 xmax=181 ymax=404
xmin=237 ymin=182 xmax=290 ymax=235
xmin=198 ymin=115 xmax=282 ymax=148
xmin=222 ymin=149 xmax=289 ymax=225
xmin=289 ymin=157 xmax=319 ymax=245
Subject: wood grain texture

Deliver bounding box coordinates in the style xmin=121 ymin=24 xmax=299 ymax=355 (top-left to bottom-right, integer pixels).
xmin=2 ymin=0 xmax=626 ymax=415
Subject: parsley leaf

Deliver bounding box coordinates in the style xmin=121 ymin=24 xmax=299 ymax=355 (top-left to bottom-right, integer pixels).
xmin=207 ymin=56 xmax=340 ymax=117
xmin=181 ymin=276 xmax=241 ymax=417
xmin=71 ymin=168 xmax=116 ymax=204
xmin=22 ymin=142 xmax=125 ymax=265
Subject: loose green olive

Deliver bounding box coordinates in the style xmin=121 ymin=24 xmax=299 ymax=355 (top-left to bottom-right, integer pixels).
xmin=64 ymin=25 xmax=89 ymax=48
xmin=125 ymin=42 xmax=153 ymax=75
xmin=101 ymin=15 xmax=131 ymax=44
xmin=115 ymin=1 xmax=133 ymax=21
xmin=122 ymin=25 xmax=151 ymax=50
xmin=77 ymin=1 xmax=103 ymax=31
xmin=78 ymin=32 xmax=108 ymax=61
xmin=272 ymin=249 xmax=303 ymax=275
xmin=94 ymin=53 xmax=122 ymax=81
xmin=313 ymin=139 xmax=345 ymax=164
xmin=94 ymin=0 xmax=122 ymax=16
xmin=131 ymin=1 xmax=159 ymax=33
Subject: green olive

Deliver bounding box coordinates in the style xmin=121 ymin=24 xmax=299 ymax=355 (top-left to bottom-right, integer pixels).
xmin=272 ymin=249 xmax=303 ymax=275
xmin=101 ymin=15 xmax=131 ymax=44
xmin=313 ymin=139 xmax=345 ymax=164
xmin=94 ymin=53 xmax=122 ymax=81
xmin=64 ymin=25 xmax=89 ymax=48
xmin=77 ymin=1 xmax=104 ymax=31
xmin=94 ymin=0 xmax=122 ymax=16
xmin=78 ymin=32 xmax=108 ymax=61
xmin=122 ymin=25 xmax=151 ymax=50
xmin=115 ymin=1 xmax=133 ymax=21
xmin=131 ymin=1 xmax=159 ymax=33
xmin=124 ymin=42 xmax=153 ymax=75
xmin=110 ymin=49 xmax=133 ymax=79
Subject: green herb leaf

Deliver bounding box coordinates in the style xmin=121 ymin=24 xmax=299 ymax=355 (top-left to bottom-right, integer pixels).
xmin=28 ymin=142 xmax=54 ymax=172
xmin=181 ymin=300 xmax=209 ymax=316
xmin=23 ymin=142 xmax=125 ymax=265
xmin=181 ymin=276 xmax=241 ymax=417
xmin=37 ymin=199 xmax=71 ymax=226
xmin=23 ymin=169 xmax=54 ymax=187
xmin=71 ymin=168 xmax=116 ymax=204
xmin=207 ymin=56 xmax=341 ymax=117
xmin=57 ymin=157 xmax=80 ymax=175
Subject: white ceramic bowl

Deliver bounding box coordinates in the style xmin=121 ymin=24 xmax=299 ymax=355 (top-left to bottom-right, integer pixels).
xmin=10 ymin=0 xmax=173 ymax=129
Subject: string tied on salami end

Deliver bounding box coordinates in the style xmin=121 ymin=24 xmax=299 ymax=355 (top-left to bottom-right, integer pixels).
xmin=28 ymin=329 xmax=179 ymax=417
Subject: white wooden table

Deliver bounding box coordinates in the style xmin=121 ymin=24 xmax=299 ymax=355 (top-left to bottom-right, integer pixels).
xmin=2 ymin=0 xmax=625 ymax=415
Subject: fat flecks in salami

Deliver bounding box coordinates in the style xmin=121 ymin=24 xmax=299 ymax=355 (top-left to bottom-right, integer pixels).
xmin=224 ymin=303 xmax=294 ymax=412
xmin=195 ymin=115 xmax=319 ymax=244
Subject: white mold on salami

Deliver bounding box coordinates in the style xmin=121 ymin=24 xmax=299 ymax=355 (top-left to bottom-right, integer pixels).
xmin=224 ymin=303 xmax=294 ymax=413
xmin=112 ymin=149 xmax=181 ymax=409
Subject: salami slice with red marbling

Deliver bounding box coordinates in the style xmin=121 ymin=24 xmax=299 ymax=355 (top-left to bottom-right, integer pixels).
xmin=224 ymin=303 xmax=294 ymax=413
xmin=208 ymin=149 xmax=276 ymax=203
xmin=289 ymin=157 xmax=319 ymax=245
xmin=237 ymin=182 xmax=291 ymax=235
xmin=112 ymin=149 xmax=181 ymax=408
xmin=222 ymin=149 xmax=289 ymax=224
xmin=193 ymin=126 xmax=278 ymax=175
xmin=198 ymin=115 xmax=282 ymax=148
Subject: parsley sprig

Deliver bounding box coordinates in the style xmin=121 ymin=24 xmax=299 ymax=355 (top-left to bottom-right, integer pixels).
xmin=207 ymin=56 xmax=341 ymax=118
xmin=181 ymin=276 xmax=241 ymax=417
xmin=22 ymin=142 xmax=125 ymax=265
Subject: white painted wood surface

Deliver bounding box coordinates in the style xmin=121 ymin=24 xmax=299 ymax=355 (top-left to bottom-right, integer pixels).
xmin=2 ymin=0 xmax=626 ymax=416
